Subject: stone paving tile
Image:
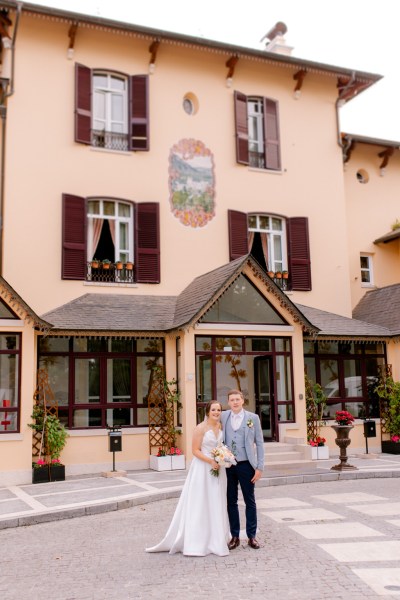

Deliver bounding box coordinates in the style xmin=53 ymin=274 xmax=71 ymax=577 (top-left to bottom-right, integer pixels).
xmin=34 ymin=484 xmax=148 ymax=507
xmin=0 ymin=499 xmax=32 ymax=515
xmin=0 ymin=489 xmax=16 ymax=501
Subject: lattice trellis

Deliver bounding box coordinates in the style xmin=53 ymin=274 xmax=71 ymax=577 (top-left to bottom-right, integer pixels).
xmin=378 ymin=364 xmax=393 ymax=439
xmin=148 ymin=366 xmax=180 ymax=455
xmin=32 ymin=369 xmax=58 ymax=459
xmin=305 ymin=373 xmax=320 ymax=442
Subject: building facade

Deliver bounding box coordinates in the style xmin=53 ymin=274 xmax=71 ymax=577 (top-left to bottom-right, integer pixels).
xmin=0 ymin=1 xmax=398 ymax=484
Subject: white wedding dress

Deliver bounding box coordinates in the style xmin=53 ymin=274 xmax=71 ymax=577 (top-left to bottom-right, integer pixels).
xmin=146 ymin=429 xmax=230 ymax=556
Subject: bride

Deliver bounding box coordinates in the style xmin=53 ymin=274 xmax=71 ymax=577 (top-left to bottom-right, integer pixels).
xmin=146 ymin=400 xmax=230 ymax=556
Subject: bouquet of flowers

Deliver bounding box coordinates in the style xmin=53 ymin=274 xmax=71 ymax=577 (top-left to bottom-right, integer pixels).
xmin=210 ymin=443 xmax=237 ymax=477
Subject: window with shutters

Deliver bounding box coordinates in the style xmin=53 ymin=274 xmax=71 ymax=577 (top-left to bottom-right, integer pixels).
xmin=248 ymin=214 xmax=287 ymax=273
xmin=75 ymin=64 xmax=149 ymax=152
xmin=234 ymin=92 xmax=281 ymax=171
xmin=228 ymin=210 xmax=311 ymax=291
xmin=62 ymin=195 xmax=160 ymax=284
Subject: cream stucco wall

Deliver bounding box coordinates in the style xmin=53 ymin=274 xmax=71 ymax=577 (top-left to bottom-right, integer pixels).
xmin=2 ymin=11 xmax=352 ymax=319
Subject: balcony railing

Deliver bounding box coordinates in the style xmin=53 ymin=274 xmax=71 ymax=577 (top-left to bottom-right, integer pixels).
xmin=91 ymin=130 xmax=129 ymax=151
xmin=86 ymin=261 xmax=135 ymax=284
xmin=268 ymin=272 xmax=289 ymax=291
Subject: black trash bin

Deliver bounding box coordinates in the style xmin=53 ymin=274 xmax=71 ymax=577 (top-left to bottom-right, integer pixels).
xmin=109 ymin=431 xmax=122 ymax=452
xmin=363 ymin=420 xmax=376 ymax=438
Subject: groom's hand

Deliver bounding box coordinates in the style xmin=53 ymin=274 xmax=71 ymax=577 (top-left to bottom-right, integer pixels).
xmin=251 ymin=469 xmax=262 ymax=483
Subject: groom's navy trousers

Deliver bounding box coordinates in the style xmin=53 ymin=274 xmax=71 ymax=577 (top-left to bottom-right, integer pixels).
xmin=226 ymin=460 xmax=257 ymax=538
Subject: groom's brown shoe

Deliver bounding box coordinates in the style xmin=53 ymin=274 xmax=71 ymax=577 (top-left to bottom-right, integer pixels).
xmin=228 ymin=536 xmax=240 ymax=550
xmin=248 ymin=538 xmax=260 ymax=549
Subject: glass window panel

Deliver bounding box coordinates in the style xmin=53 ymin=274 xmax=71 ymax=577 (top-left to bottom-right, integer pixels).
xmin=136 ymin=356 xmax=163 ymax=405
xmin=110 ymin=339 xmax=133 ymax=352
xmin=103 ymin=202 xmax=115 ymax=216
xmin=273 ymin=235 xmax=282 ymax=261
xmin=277 ymin=404 xmax=293 ymax=421
xmin=93 ymin=74 xmax=107 ymax=88
xmin=120 ymin=222 xmax=128 ymax=249
xmin=93 ymin=91 xmax=106 ymax=120
xmin=106 ymin=407 xmax=132 ymax=427
xmin=343 ymin=360 xmax=362 ymax=397
xmin=354 ymin=343 xmax=364 ymax=354
xmin=118 ymin=203 xmax=131 ymax=217
xmin=107 ymin=359 xmax=131 ymax=402
xmin=344 ymin=401 xmax=366 ymax=418
xmin=320 ymin=359 xmax=339 ymax=397
xmin=248 ymin=215 xmax=257 ymax=229
xmin=137 ymin=407 xmax=149 ymax=426
xmin=275 ymin=338 xmax=290 ymax=352
xmin=73 ymin=409 xmax=102 ymax=427
xmin=196 ymin=337 xmax=212 ymax=352
xmin=73 ymin=339 xmax=104 ymax=352
xmin=75 ymin=358 xmax=100 ymax=404
xmin=303 ymin=341 xmax=315 ymax=354
xmin=245 ymin=338 xmax=271 ymax=352
xmin=0 ymin=353 xmax=18 ymax=406
xmin=339 ymin=342 xmax=354 ymax=354
xmin=111 ymin=94 xmax=123 ymax=121
xmin=324 ymin=402 xmax=342 ymax=418
xmin=259 ymin=216 xmax=269 ymax=230
xmin=215 ymin=337 xmax=242 ymax=352
xmin=215 ymin=354 xmax=249 ymax=407
xmin=0 ymin=335 xmax=18 ymax=350
xmin=361 ymin=270 xmax=371 ymax=283
xmin=318 ymin=341 xmax=339 ymax=354
xmin=202 ymin=275 xmax=285 ymax=324
xmin=0 ymin=301 xmax=16 ymax=319
xmin=0 ymin=411 xmax=17 ymax=431
xmin=111 ymin=76 xmax=125 ymax=91
xmin=39 ymin=337 xmax=69 ymax=352
xmin=137 ymin=339 xmax=163 ymax=353
xmin=365 ymin=343 xmax=384 ymax=354
xmin=304 ymin=357 xmax=316 ymax=383
xmin=272 ymin=218 xmax=282 ymax=231
xmin=87 ymin=200 xmax=100 ymax=215
xmin=39 ymin=357 xmax=69 ymax=406
xmin=275 ymin=355 xmax=292 ymax=401
xmin=196 ymin=356 xmax=212 ymax=403
xmin=360 ymin=256 xmax=369 ymax=269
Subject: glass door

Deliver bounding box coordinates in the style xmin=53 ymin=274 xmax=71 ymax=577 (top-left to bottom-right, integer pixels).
xmin=254 ymin=356 xmax=275 ymax=440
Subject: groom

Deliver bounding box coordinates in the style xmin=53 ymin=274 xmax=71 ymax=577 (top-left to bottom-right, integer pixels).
xmin=221 ymin=389 xmax=264 ymax=550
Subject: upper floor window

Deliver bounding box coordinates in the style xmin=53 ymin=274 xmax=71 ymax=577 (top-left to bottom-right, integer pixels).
xmin=234 ymin=91 xmax=281 ymax=171
xmin=62 ymin=195 xmax=160 ymax=284
xmin=75 ymin=64 xmax=149 ymax=152
xmin=360 ymin=254 xmax=374 ymax=287
xmin=248 ymin=214 xmax=287 ymax=273
xmin=92 ymin=72 xmax=129 ymax=151
xmin=228 ymin=210 xmax=312 ymax=291
xmin=87 ymin=199 xmax=133 ymax=265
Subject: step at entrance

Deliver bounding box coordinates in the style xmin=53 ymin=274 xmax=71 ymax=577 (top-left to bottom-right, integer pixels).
xmin=264 ymin=441 xmax=307 ymax=464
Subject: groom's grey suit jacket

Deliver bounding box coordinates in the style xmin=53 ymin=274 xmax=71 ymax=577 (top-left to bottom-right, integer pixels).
xmin=221 ymin=410 xmax=264 ymax=471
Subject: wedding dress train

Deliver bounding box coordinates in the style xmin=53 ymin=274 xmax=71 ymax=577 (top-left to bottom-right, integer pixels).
xmin=146 ymin=429 xmax=230 ymax=556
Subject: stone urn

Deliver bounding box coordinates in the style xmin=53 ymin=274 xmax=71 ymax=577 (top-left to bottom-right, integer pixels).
xmin=331 ymin=424 xmax=358 ymax=471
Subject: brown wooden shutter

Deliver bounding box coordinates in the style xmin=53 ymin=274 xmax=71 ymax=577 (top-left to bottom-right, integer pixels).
xmin=287 ymin=217 xmax=311 ymax=291
xmin=75 ymin=64 xmax=92 ymax=145
xmin=129 ymin=75 xmax=149 ymax=151
xmin=228 ymin=210 xmax=248 ymax=261
xmin=135 ymin=203 xmax=160 ymax=282
xmin=234 ymin=91 xmax=249 ymax=165
xmin=62 ymin=194 xmax=87 ymax=280
xmin=263 ymin=98 xmax=281 ymax=170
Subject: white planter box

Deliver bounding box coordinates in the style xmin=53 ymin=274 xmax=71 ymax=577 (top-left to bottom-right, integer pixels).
xmin=149 ymin=455 xmax=172 ymax=471
xmin=311 ymin=446 xmax=330 ymax=460
xmin=171 ymin=455 xmax=185 ymax=470
xmin=317 ymin=446 xmax=329 ymax=460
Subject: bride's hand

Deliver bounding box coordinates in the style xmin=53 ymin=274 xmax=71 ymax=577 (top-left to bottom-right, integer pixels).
xmin=211 ymin=460 xmax=219 ymax=470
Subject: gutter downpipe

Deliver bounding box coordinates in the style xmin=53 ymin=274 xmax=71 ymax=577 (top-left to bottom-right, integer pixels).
xmin=0 ymin=1 xmax=22 ymax=276
xmin=335 ymin=70 xmax=356 ymax=151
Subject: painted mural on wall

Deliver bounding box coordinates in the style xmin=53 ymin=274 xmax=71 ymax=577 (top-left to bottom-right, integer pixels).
xmin=168 ymin=139 xmax=215 ymax=227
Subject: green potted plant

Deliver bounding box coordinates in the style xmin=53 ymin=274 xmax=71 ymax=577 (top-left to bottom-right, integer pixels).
xmin=90 ymin=258 xmax=100 ymax=269
xmin=375 ymin=377 xmax=400 ymax=453
xmin=29 ymin=405 xmax=68 ymax=483
xmin=101 ymin=259 xmax=112 ymax=270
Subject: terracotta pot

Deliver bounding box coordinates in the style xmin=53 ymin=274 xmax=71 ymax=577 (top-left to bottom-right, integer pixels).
xmin=125 ymin=262 xmax=133 ymax=271
xmin=115 ymin=262 xmax=123 ymax=270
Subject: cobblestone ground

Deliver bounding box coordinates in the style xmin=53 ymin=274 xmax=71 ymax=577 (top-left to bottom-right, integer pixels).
xmin=1 ymin=478 xmax=400 ymax=600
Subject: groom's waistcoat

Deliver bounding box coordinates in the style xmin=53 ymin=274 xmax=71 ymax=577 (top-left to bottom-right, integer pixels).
xmin=225 ymin=416 xmax=248 ymax=462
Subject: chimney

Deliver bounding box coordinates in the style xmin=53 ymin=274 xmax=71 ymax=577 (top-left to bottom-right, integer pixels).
xmin=260 ymin=22 xmax=293 ymax=56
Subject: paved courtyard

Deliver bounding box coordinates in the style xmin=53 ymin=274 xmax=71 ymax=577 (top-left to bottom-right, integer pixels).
xmin=1 ymin=477 xmax=400 ymax=600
